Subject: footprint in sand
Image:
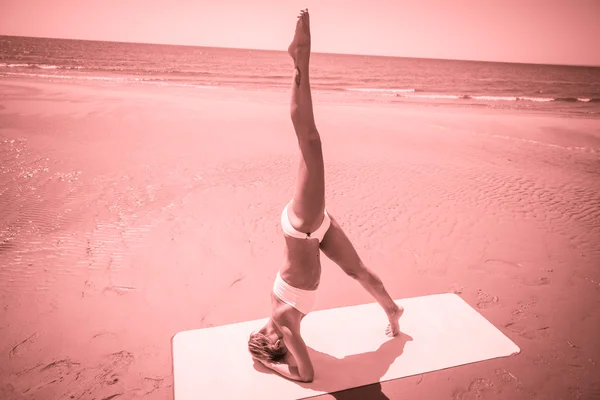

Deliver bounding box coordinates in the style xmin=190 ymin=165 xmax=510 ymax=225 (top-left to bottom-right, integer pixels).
xmin=505 ymin=321 xmax=551 ymax=340
xmin=484 ymin=259 xmax=521 ymax=269
xmin=452 ymin=378 xmax=495 ymax=400
xmin=520 ymin=276 xmax=551 ymax=286
xmin=521 ymin=326 xmax=551 ymax=340
xmin=8 ymin=332 xmax=39 ymax=358
xmin=476 ymin=289 xmax=500 ymax=309
xmin=27 ymin=358 xmax=82 ymax=395
xmin=39 ymin=359 xmax=81 ymax=373
xmin=495 ymin=368 xmax=518 ymax=384
xmin=482 ymin=260 xmax=551 ymax=287
xmin=510 ymin=299 xmax=538 ymax=321
xmin=104 ymin=350 xmax=134 ymax=370
xmin=470 ymin=258 xmax=520 ymax=278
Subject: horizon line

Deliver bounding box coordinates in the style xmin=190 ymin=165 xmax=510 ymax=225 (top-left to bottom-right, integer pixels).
xmin=1 ymin=33 xmax=599 ymax=69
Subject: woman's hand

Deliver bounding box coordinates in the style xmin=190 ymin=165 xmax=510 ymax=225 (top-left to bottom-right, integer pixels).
xmin=257 ymin=357 xmax=272 ymax=367
xmin=254 ymin=357 xmax=306 ymax=382
xmin=253 ymin=356 xmax=270 ymax=367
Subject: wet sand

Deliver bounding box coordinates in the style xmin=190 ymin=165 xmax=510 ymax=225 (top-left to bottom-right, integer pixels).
xmin=1 ymin=78 xmax=599 ymax=400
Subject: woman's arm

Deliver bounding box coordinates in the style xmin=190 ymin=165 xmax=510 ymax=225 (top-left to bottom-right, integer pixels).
xmin=258 ymin=358 xmax=305 ymax=382
xmin=278 ymin=324 xmax=314 ymax=382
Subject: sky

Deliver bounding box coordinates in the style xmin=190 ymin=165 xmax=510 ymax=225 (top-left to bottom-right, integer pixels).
xmin=1 ymin=0 xmax=599 ymax=66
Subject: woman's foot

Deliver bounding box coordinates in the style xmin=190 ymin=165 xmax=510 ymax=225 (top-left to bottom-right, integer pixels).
xmin=288 ymin=9 xmax=311 ymax=65
xmin=385 ymin=305 xmax=404 ymax=337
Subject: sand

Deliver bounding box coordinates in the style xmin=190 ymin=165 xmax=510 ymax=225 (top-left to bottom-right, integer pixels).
xmin=0 ymin=78 xmax=599 ymax=400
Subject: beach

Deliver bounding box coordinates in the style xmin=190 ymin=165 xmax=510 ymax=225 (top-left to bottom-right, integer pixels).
xmin=1 ymin=78 xmax=599 ymax=400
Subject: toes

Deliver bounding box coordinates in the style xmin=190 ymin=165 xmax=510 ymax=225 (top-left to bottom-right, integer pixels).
xmin=297 ymin=9 xmax=308 ymax=16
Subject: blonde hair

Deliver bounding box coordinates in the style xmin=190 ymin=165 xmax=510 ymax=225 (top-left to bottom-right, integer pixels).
xmin=248 ymin=331 xmax=287 ymax=362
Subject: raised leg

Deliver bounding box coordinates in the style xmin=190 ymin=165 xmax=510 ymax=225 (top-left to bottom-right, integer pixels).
xmin=320 ymin=213 xmax=404 ymax=337
xmin=287 ymin=9 xmax=325 ymax=233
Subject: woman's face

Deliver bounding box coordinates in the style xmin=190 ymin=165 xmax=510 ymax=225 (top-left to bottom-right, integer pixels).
xmin=254 ymin=324 xmax=281 ymax=342
xmin=249 ymin=325 xmax=287 ymax=361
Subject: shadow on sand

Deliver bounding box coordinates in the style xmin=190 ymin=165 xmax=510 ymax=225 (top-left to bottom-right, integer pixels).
xmin=254 ymin=332 xmax=413 ymax=400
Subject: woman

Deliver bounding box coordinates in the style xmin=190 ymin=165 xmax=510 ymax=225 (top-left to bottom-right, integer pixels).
xmin=248 ymin=9 xmax=403 ymax=383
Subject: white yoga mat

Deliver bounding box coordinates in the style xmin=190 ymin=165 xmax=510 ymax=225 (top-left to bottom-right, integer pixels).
xmin=172 ymin=293 xmax=520 ymax=400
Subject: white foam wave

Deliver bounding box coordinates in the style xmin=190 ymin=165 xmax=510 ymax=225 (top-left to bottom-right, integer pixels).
xmin=0 ymin=63 xmax=83 ymax=70
xmin=518 ymin=96 xmax=554 ymax=102
xmin=1 ymin=71 xmax=127 ymax=81
xmin=1 ymin=63 xmax=31 ymax=68
xmin=471 ymin=95 xmax=518 ymax=101
xmin=404 ymin=94 xmax=462 ymax=100
xmin=1 ymin=71 xmax=223 ymax=90
xmin=345 ymin=88 xmax=416 ymax=94
xmin=400 ymin=93 xmax=593 ymax=103
xmin=137 ymin=80 xmax=220 ymax=89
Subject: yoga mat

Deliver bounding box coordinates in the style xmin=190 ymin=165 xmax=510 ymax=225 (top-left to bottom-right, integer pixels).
xmin=172 ymin=293 xmax=520 ymax=400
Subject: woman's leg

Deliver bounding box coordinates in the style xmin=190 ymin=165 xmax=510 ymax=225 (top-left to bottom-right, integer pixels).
xmin=287 ymin=9 xmax=325 ymax=233
xmin=320 ymin=213 xmax=403 ymax=337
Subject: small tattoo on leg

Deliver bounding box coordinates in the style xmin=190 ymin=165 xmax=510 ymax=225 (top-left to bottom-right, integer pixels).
xmin=295 ymin=66 xmax=301 ymax=88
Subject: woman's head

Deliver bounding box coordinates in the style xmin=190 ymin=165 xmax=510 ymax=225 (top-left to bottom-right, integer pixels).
xmin=248 ymin=328 xmax=287 ymax=362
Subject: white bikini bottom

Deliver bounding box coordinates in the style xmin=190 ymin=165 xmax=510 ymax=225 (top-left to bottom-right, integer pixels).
xmin=273 ymin=270 xmax=317 ymax=315
xmin=281 ymin=202 xmax=331 ymax=243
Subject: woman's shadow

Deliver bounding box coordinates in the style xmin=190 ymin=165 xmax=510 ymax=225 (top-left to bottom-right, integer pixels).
xmin=254 ymin=331 xmax=413 ymax=400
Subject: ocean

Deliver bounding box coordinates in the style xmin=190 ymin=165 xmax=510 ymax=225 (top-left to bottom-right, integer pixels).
xmin=1 ymin=35 xmax=600 ymax=116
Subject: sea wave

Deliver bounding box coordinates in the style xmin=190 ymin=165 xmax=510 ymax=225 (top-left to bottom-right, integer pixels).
xmin=0 ymin=71 xmax=223 ymax=89
xmin=403 ymin=93 xmax=463 ymax=100
xmin=0 ymin=62 xmax=301 ymax=80
xmin=0 ymin=63 xmax=83 ymax=70
xmin=2 ymin=71 xmax=125 ymax=81
xmin=395 ymin=92 xmax=597 ymax=103
xmin=341 ymin=87 xmax=597 ymax=103
xmin=0 ymin=62 xmax=216 ymax=75
xmin=1 ymin=69 xmax=598 ymax=105
xmin=345 ymin=87 xmax=416 ymax=94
